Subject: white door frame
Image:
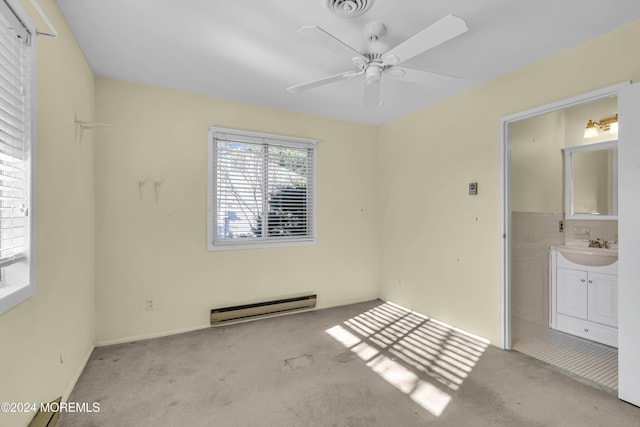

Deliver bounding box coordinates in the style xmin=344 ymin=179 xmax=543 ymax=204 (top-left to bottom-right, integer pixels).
xmin=499 ymin=82 xmax=630 ymax=350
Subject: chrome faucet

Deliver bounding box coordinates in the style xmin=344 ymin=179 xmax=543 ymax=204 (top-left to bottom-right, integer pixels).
xmin=588 ymin=238 xmax=607 ymax=249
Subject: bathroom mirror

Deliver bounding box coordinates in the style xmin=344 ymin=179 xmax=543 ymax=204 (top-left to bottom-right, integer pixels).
xmin=564 ymin=140 xmax=617 ymax=220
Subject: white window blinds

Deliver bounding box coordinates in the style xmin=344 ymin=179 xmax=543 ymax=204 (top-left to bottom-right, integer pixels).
xmin=209 ymin=128 xmax=317 ymax=248
xmin=0 ymin=0 xmax=30 ymax=267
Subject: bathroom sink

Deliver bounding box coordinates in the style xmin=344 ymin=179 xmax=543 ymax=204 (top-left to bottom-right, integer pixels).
xmin=554 ymin=245 xmax=618 ymax=266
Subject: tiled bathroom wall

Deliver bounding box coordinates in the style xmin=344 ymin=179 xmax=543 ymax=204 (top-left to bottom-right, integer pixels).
xmin=564 ymin=219 xmax=618 ymax=246
xmin=511 ymin=212 xmax=565 ymax=335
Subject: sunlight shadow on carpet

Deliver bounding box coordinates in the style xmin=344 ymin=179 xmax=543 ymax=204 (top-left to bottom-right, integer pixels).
xmin=326 ymin=301 xmax=489 ymax=417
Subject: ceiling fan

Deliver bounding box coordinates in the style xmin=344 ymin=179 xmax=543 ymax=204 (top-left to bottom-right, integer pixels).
xmin=287 ymin=14 xmax=469 ymax=108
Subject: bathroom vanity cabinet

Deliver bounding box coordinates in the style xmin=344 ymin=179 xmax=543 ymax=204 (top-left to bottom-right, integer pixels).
xmin=550 ymin=248 xmax=618 ymax=347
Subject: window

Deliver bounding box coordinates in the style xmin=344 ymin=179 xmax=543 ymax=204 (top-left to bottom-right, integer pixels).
xmin=0 ymin=0 xmax=35 ymax=314
xmin=208 ymin=127 xmax=317 ymax=250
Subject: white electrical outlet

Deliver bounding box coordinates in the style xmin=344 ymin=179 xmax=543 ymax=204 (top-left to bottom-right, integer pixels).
xmin=145 ymin=299 xmax=155 ymax=311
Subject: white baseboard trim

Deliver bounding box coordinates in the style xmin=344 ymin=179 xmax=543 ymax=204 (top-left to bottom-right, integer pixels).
xmin=63 ymin=343 xmax=95 ymax=402
xmin=94 ymin=299 xmax=379 ymax=347
xmin=95 ymin=324 xmax=211 ymax=347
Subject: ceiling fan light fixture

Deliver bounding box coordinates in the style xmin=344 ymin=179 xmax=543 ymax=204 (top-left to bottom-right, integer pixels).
xmin=365 ymin=65 xmax=382 ymax=85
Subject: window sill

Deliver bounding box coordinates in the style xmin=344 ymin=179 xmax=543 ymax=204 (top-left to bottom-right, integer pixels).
xmin=208 ymin=238 xmax=316 ymax=251
xmin=0 ymin=282 xmax=35 ymax=315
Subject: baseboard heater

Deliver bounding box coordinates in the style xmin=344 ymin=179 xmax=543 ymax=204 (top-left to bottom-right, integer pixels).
xmin=210 ymin=294 xmax=317 ymax=325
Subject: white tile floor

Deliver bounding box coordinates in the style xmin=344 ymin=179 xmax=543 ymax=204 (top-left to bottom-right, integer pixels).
xmin=513 ymin=326 xmax=618 ymax=390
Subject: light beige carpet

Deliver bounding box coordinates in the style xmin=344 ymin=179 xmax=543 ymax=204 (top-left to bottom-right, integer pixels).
xmin=59 ymin=300 xmax=640 ymax=426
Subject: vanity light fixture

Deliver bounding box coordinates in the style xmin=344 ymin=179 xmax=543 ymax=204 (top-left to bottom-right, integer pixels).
xmin=583 ymin=114 xmax=618 ymax=138
xmin=583 ymin=120 xmax=599 ymax=138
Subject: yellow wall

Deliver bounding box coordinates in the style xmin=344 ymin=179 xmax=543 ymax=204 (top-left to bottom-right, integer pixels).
xmin=94 ymin=78 xmax=379 ymax=344
xmin=0 ymin=1 xmax=95 ymax=426
xmin=511 ymin=111 xmax=565 ymax=213
xmin=378 ymin=20 xmax=640 ymax=344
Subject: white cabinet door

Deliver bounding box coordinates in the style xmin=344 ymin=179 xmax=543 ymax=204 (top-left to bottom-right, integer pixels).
xmin=556 ymin=268 xmax=588 ymax=319
xmin=588 ymin=272 xmax=618 ymax=328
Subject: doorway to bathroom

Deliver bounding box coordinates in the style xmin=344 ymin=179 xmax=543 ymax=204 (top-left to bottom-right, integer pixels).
xmin=499 ymin=83 xmax=624 ymax=391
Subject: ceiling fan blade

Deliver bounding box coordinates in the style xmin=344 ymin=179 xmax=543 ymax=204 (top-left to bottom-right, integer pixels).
xmin=382 ymin=15 xmax=468 ymax=66
xmin=298 ymin=26 xmax=366 ymax=61
xmin=386 ymin=67 xmax=464 ymax=85
xmin=287 ymin=70 xmax=362 ymax=93
xmin=363 ymin=80 xmax=382 ymax=108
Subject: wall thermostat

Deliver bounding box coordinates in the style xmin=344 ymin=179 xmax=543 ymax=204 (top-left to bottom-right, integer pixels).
xmin=469 ymin=182 xmax=478 ymax=195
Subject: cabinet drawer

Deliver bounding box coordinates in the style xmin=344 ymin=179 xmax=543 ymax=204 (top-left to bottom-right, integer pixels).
xmin=556 ymin=314 xmax=618 ymax=348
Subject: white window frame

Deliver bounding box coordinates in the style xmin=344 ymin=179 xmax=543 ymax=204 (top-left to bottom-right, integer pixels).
xmin=208 ymin=127 xmax=317 ymax=251
xmin=0 ymin=0 xmax=36 ymax=314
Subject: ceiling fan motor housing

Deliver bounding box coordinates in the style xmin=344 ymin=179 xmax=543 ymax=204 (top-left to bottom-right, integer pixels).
xmin=326 ymin=0 xmax=375 ymax=17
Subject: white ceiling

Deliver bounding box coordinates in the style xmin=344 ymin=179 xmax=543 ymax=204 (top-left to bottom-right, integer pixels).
xmin=56 ymin=0 xmax=640 ymax=125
